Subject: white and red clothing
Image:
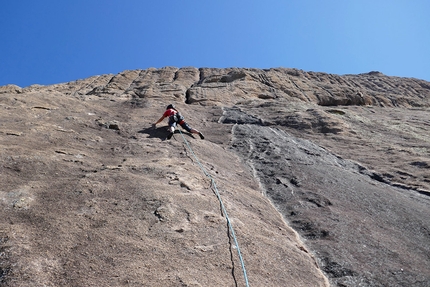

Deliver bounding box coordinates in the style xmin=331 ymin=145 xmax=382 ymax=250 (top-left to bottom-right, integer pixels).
xmin=164 ymin=108 xmax=190 ymax=131
xmin=163 ymin=108 xmax=177 ymax=118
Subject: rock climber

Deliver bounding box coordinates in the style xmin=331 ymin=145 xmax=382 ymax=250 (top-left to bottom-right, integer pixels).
xmin=153 ymin=104 xmax=205 ymax=140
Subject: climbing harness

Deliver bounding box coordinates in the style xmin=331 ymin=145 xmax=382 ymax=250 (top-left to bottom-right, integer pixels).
xmin=178 ymin=129 xmax=250 ymax=287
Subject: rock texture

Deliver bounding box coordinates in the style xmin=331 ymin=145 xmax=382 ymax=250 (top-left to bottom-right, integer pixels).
xmin=0 ymin=67 xmax=429 ymax=287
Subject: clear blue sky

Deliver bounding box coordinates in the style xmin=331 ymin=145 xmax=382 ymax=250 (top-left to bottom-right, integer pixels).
xmin=1 ymin=1 xmax=429 ymax=87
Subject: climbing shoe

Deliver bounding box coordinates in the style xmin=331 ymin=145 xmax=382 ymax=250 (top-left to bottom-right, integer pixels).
xmin=198 ymin=132 xmax=205 ymax=140
xmin=167 ymin=132 xmax=174 ymax=140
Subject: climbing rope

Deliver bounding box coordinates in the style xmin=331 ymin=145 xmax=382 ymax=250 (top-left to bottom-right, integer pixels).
xmin=178 ymin=130 xmax=250 ymax=287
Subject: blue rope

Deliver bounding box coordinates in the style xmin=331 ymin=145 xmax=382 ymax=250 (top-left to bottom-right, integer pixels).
xmin=178 ymin=130 xmax=250 ymax=287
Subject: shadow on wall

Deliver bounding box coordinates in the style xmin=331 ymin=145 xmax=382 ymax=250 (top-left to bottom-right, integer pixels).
xmin=138 ymin=127 xmax=195 ymax=141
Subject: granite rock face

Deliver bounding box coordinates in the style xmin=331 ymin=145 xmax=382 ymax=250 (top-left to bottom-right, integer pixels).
xmin=0 ymin=67 xmax=429 ymax=286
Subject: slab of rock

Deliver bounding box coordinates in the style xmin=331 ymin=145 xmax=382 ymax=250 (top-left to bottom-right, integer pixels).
xmin=1 ymin=67 xmax=429 ymax=286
